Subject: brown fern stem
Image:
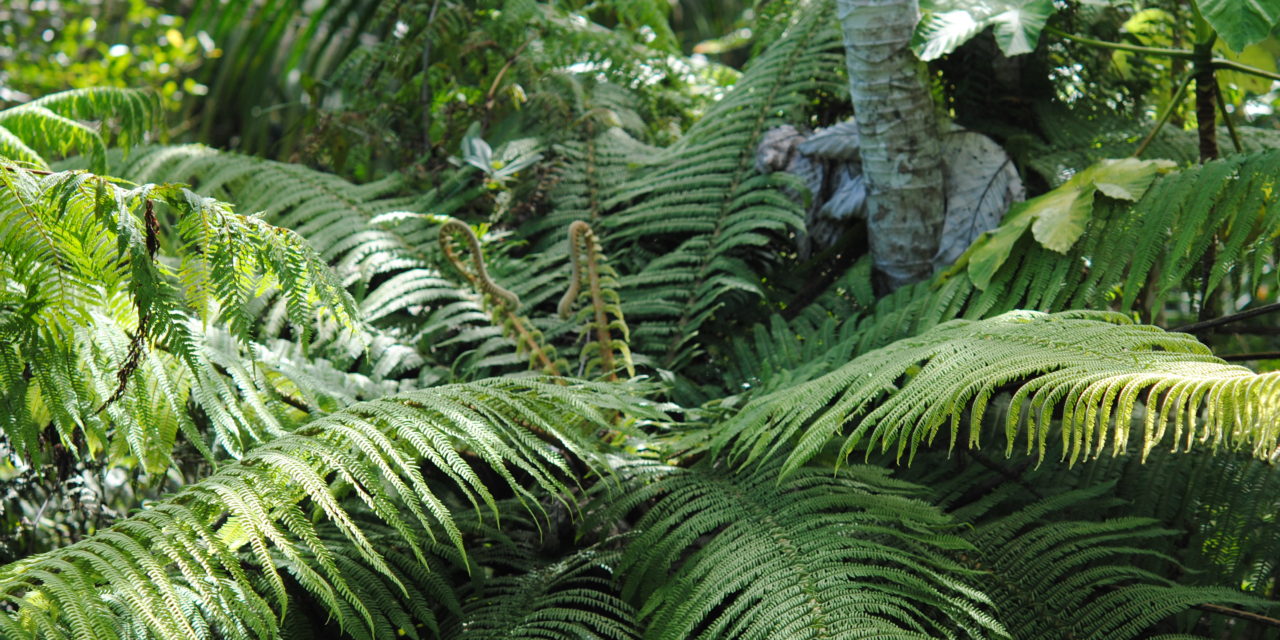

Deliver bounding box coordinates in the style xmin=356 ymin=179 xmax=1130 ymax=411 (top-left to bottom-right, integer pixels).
xmin=439 ymin=218 xmax=560 ymax=376
xmin=99 ymin=198 xmax=160 ymax=413
xmin=561 ymin=221 xmax=618 ymax=380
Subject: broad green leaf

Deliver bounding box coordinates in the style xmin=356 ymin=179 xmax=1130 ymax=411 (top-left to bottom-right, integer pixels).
xmin=913 ymin=0 xmax=1056 ymax=61
xmin=1198 ymin=0 xmax=1280 ymax=52
xmin=987 ymin=0 xmax=1055 ymax=55
xmin=1088 ymin=158 xmax=1176 ymax=200
xmin=967 ymin=158 xmax=1175 ymax=287
xmin=913 ymin=10 xmax=985 ymax=61
xmin=1029 ymin=183 xmax=1093 ymax=253
xmin=966 ymin=207 xmax=1033 ymax=289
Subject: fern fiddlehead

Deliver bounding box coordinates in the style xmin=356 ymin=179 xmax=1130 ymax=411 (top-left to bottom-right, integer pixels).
xmin=559 ymin=221 xmax=633 ymax=380
xmin=438 ymin=218 xmax=563 ymax=375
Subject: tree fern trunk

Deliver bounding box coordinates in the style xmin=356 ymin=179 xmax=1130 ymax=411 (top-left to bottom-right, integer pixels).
xmin=838 ymin=0 xmax=945 ymax=290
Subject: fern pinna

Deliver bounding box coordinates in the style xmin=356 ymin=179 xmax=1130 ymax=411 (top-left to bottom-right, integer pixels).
xmin=6 ymin=1 xmax=1280 ymax=638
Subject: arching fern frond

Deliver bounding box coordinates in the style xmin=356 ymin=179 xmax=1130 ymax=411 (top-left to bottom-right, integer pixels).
xmin=838 ymin=148 xmax=1280 ymax=356
xmin=113 ymin=144 xmax=495 ymax=382
xmin=0 ymin=378 xmax=651 ymax=639
xmin=0 ymin=161 xmax=356 ymax=466
xmin=0 ymin=88 xmax=160 ymax=172
xmin=600 ymin=460 xmax=1006 ymax=640
xmin=947 ymin=481 xmax=1273 ymax=639
xmin=446 ymin=543 xmax=639 ymax=640
xmin=718 ymin=311 xmax=1280 ymax=476
xmin=514 ymin=2 xmax=844 ymax=370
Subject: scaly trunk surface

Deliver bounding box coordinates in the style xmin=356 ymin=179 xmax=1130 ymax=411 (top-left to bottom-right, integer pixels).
xmin=838 ymin=0 xmax=945 ymax=290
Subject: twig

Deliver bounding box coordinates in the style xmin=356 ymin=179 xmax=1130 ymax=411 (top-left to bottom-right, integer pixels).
xmin=1214 ymin=76 xmax=1243 ymax=154
xmin=1046 ymin=26 xmax=1196 ymax=59
xmin=1212 ymin=57 xmax=1280 ymax=82
xmin=1192 ymin=602 xmax=1280 ymax=629
xmin=1173 ymin=302 xmax=1280 ymax=333
xmin=1134 ymin=72 xmax=1193 ymax=158
xmin=2 ymin=164 xmax=52 ymax=175
xmin=1218 ymin=351 xmax=1280 ymax=362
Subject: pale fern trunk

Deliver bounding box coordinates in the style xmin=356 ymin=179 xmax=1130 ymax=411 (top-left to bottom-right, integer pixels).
xmin=838 ymin=0 xmax=945 ymax=290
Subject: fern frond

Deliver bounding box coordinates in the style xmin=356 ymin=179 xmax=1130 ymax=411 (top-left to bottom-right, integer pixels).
xmin=439 ymin=218 xmax=565 ymax=376
xmin=113 ymin=145 xmax=498 ymax=381
xmin=447 ymin=542 xmax=639 ymax=640
xmin=0 ymin=88 xmax=160 ymax=172
xmin=0 ymin=161 xmax=357 ymax=466
xmin=601 ymin=460 xmax=1006 ymax=640
xmin=718 ymin=311 xmax=1280 ymax=475
xmin=559 ymin=221 xmax=634 ymax=380
xmin=0 ymin=379 xmax=649 ymax=639
xmin=949 ymin=481 xmax=1273 ymax=639
xmin=511 ymin=3 xmax=843 ymax=370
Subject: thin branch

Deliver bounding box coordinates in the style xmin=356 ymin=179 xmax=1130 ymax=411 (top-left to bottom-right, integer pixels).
xmin=1212 ymin=57 xmax=1280 ymax=82
xmin=1173 ymin=302 xmax=1280 ymax=333
xmin=1043 ymin=26 xmax=1280 ymax=81
xmin=1046 ymin=26 xmax=1196 ymax=59
xmin=1214 ymin=76 xmax=1243 ymax=153
xmin=1192 ymin=603 xmax=1280 ymax=629
xmin=1134 ymin=72 xmax=1193 ymax=158
xmin=1219 ymin=351 xmax=1280 ymax=362
xmin=2 ymin=164 xmax=52 ymax=175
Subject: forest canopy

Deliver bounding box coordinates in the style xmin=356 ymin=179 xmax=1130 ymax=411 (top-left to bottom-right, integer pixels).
xmin=2 ymin=1 xmax=1280 ymax=638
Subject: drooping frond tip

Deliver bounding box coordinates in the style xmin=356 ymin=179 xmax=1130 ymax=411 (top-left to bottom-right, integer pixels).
xmin=718 ymin=311 xmax=1280 ymax=474
xmin=0 ymin=378 xmax=655 ymax=640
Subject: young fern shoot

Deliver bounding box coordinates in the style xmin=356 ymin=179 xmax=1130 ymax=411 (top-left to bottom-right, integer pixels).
xmin=559 ymin=221 xmax=634 ymax=380
xmin=438 ymin=218 xmax=564 ymax=375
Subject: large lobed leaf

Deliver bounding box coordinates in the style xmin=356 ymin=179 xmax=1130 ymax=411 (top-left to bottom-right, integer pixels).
xmin=912 ymin=0 xmax=1055 ymax=61
xmin=1199 ymin=0 xmax=1280 ymax=52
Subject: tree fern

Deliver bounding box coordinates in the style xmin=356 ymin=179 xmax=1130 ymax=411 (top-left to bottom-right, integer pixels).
xmin=718 ymin=310 xmax=1280 ymax=475
xmin=0 ymin=161 xmax=356 ymax=469
xmin=0 ymin=88 xmax=160 ymax=173
xmin=506 ymin=2 xmax=846 ymax=371
xmin=599 ymin=460 xmax=1006 ymax=640
xmin=0 ymin=378 xmax=652 ymax=639
xmin=111 ymin=144 xmax=569 ymax=384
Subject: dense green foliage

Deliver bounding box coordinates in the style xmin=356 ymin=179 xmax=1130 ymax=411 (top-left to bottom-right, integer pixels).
xmin=2 ymin=1 xmax=1280 ymax=638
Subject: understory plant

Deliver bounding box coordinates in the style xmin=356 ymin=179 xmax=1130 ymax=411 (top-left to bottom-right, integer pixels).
xmin=2 ymin=1 xmax=1280 ymax=639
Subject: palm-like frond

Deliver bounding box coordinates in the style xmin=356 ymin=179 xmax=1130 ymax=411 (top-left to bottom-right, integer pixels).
xmin=947 ymin=481 xmax=1272 ymax=639
xmin=601 ymin=460 xmax=1006 ymax=640
xmin=0 ymin=378 xmax=651 ymax=639
xmin=0 ymin=161 xmax=355 ymax=466
xmin=718 ymin=311 xmax=1280 ymax=475
xmin=0 ymin=88 xmax=160 ymax=172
